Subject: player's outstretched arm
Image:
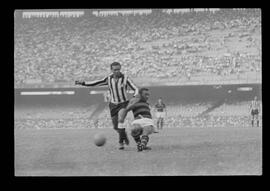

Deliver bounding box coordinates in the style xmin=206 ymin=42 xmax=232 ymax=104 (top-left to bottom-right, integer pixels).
xmin=76 ymin=77 xmax=108 ymax=87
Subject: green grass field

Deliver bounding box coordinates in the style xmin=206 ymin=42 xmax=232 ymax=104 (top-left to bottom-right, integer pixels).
xmin=15 ymin=127 xmax=262 ymax=176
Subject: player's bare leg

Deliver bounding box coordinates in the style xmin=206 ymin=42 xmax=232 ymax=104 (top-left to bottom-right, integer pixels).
xmin=157 ymin=117 xmax=162 ymax=130
xmin=255 ymin=114 xmax=259 ymax=127
xmin=251 ymin=114 xmax=256 ymax=127
xmin=118 ymin=108 xmax=127 ymax=123
xmin=157 ymin=118 xmax=160 ymax=130
xmin=160 ymin=118 xmax=164 ymax=129
xmin=118 ymin=108 xmax=130 ymax=146
xmin=113 ymin=115 xmax=129 ymax=150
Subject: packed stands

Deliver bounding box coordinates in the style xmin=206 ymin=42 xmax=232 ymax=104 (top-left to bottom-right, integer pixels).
xmin=14 ymin=9 xmax=261 ymax=88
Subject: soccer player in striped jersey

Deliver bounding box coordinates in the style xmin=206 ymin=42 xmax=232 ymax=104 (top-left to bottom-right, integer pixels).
xmin=118 ymin=88 xmax=157 ymax=152
xmin=250 ymin=96 xmax=260 ymax=127
xmin=75 ymin=62 xmax=139 ymax=150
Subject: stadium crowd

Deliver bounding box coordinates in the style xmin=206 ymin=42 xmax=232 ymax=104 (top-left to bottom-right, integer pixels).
xmin=14 ymin=9 xmax=261 ymax=88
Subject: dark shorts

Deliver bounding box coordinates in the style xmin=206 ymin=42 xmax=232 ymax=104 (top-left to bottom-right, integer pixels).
xmin=109 ymin=101 xmax=129 ymax=118
xmin=251 ymin=109 xmax=259 ymax=116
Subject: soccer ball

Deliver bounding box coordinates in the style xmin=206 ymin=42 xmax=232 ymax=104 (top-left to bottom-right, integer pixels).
xmin=94 ymin=133 xmax=106 ymax=147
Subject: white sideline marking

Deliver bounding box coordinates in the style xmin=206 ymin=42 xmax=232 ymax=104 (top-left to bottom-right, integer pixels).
xmin=89 ymin=90 xmax=106 ymax=94
xmin=21 ymin=91 xmax=75 ymax=95
xmin=237 ymin=87 xmax=253 ymax=91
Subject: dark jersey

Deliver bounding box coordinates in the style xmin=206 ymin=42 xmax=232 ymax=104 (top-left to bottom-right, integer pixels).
xmin=155 ymin=103 xmax=166 ymax=112
xmin=132 ymin=100 xmax=152 ymax=119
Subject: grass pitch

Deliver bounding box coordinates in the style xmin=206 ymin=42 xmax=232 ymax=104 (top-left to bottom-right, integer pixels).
xmin=15 ymin=127 xmax=262 ymax=176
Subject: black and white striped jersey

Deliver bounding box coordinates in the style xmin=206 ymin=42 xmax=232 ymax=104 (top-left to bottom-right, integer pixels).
xmin=84 ymin=73 xmax=139 ymax=104
xmin=250 ymin=100 xmax=260 ymax=110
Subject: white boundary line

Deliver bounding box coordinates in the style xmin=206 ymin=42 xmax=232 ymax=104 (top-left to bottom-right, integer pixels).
xmin=237 ymin=87 xmax=253 ymax=91
xmin=20 ymin=91 xmax=75 ymax=95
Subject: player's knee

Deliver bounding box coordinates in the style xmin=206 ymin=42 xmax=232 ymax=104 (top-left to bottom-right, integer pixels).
xmin=131 ymin=126 xmax=143 ymax=137
xmin=118 ymin=118 xmax=124 ymax=123
xmin=143 ymin=125 xmax=154 ymax=135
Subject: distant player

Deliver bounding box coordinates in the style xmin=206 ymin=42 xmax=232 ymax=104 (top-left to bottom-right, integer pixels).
xmin=250 ymin=96 xmax=260 ymax=127
xmin=155 ymin=97 xmax=166 ymax=130
xmin=75 ymin=62 xmax=139 ymax=150
xmin=118 ymin=88 xmax=157 ymax=152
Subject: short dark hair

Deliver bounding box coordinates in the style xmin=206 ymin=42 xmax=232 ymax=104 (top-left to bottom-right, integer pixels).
xmin=139 ymin=88 xmax=149 ymax=95
xmin=110 ymin=62 xmax=121 ymax=69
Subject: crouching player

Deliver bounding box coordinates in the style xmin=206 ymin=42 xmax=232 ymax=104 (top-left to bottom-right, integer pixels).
xmin=118 ymin=88 xmax=157 ymax=152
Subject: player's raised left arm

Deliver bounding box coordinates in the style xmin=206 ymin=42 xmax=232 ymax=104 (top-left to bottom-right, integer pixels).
xmin=85 ymin=76 xmax=108 ymax=86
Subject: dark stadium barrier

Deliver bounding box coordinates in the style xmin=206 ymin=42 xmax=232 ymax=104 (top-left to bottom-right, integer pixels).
xmin=14 ymin=84 xmax=261 ymax=108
